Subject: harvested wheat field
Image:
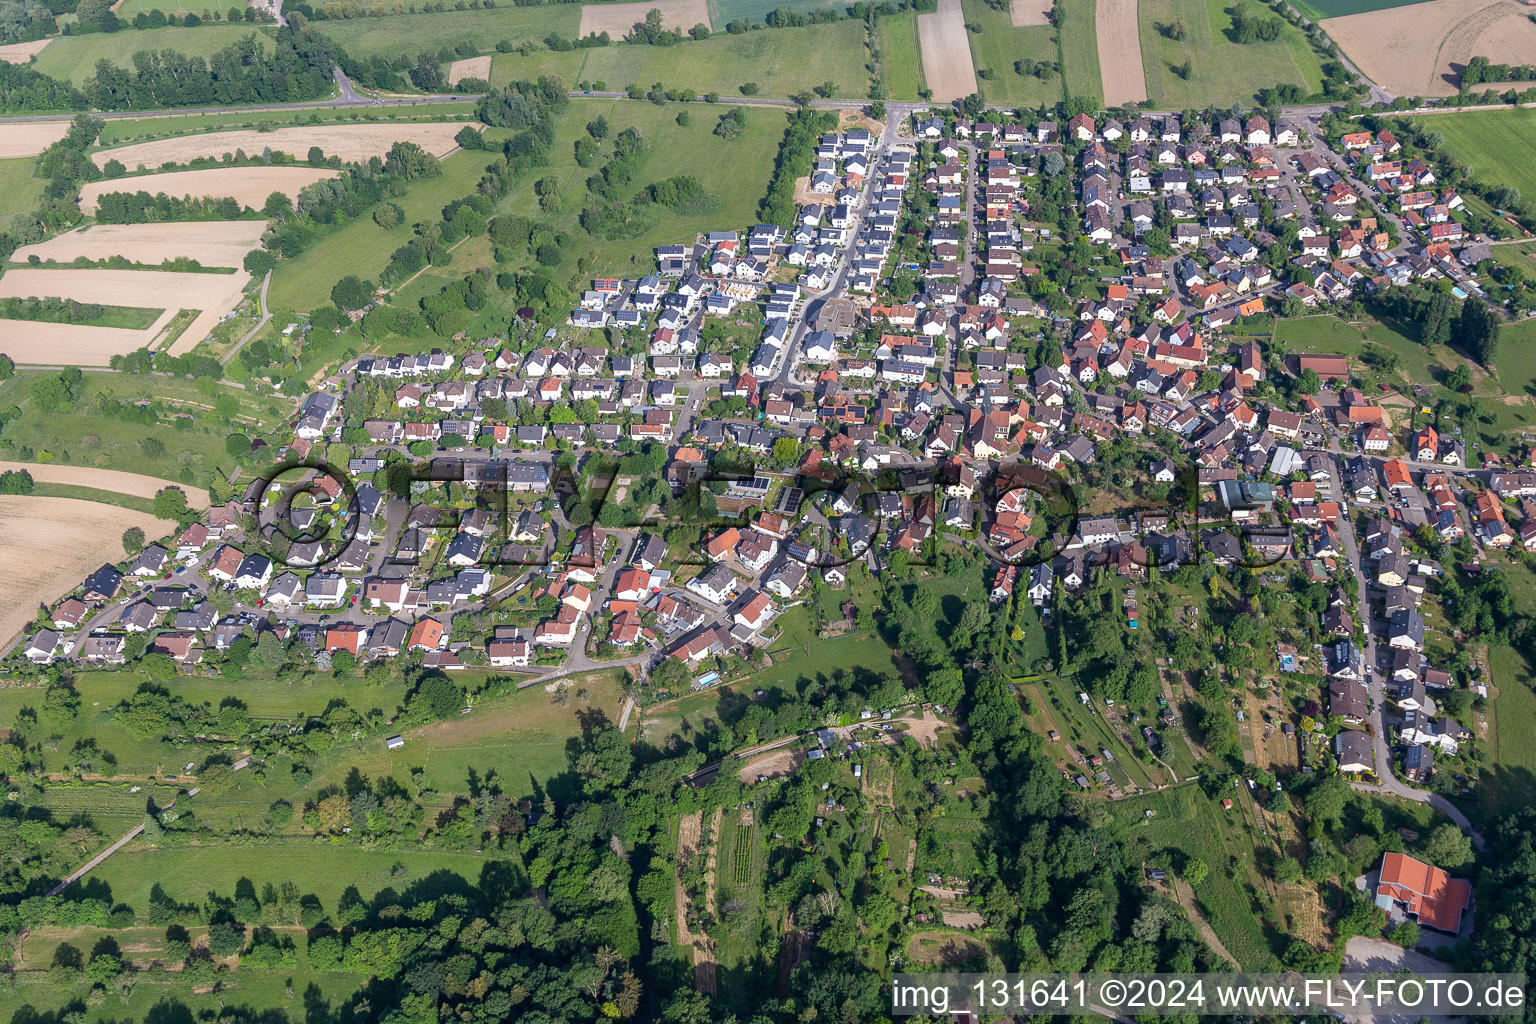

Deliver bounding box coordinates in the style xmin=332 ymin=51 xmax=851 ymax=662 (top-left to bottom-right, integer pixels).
xmin=0 ymin=461 xmax=210 ymax=508
xmin=1324 ymin=0 xmax=1536 ymax=97
xmin=918 ymin=0 xmax=978 ymax=102
xmin=1096 ymin=0 xmax=1147 ymax=104
xmin=93 ymin=122 xmax=472 ymax=172
xmin=1011 ymin=0 xmax=1053 ymax=26
xmin=0 ymin=495 xmax=176 ymax=647
xmin=447 ymin=55 xmax=492 ymax=85
xmin=13 ymin=222 xmax=268 ymax=269
xmin=0 ymin=268 xmax=250 ymax=363
xmin=78 ymin=166 xmax=339 ymax=214
xmin=0 ymin=313 xmax=179 ymax=365
xmin=0 ymin=122 xmax=70 ymax=160
xmin=579 ymin=0 xmax=708 ymax=37
xmin=0 ymin=38 xmax=50 ymax=64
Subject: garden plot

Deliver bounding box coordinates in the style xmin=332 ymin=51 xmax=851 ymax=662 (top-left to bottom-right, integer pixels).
xmin=1323 ymin=0 xmax=1536 ymax=97
xmin=93 ymin=122 xmax=472 ymax=172
xmin=447 ymin=55 xmax=492 ymax=85
xmin=0 ymin=268 xmax=250 ymax=363
xmin=78 ymin=166 xmax=339 ymax=214
xmin=1096 ymin=0 xmax=1147 ymax=104
xmin=0 ymin=495 xmax=175 ymax=648
xmin=580 ymin=0 xmax=709 ymax=35
xmin=917 ymin=0 xmax=978 ymax=101
xmin=0 ymin=122 xmax=70 ymax=160
xmin=13 ymin=221 xmax=267 ymax=269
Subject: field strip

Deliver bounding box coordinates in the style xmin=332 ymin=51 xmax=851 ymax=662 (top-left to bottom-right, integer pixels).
xmin=0 ymin=461 xmax=211 ymax=508
xmin=93 ymin=122 xmax=473 ymax=172
xmin=580 ymin=0 xmax=708 ymax=36
xmin=0 ymin=39 xmax=50 ymax=64
xmin=1011 ymin=0 xmax=1052 ymax=25
xmin=1095 ymin=0 xmax=1147 ymax=105
xmin=917 ymin=0 xmax=978 ymax=102
xmin=0 ymin=122 xmax=70 ymax=160
xmin=0 ymin=268 xmax=251 ymax=364
xmin=0 ymin=495 xmax=177 ymax=650
xmin=13 ymin=222 xmax=268 ymax=269
xmin=79 ymin=166 xmax=341 ymax=214
xmin=447 ymin=55 xmax=492 ymax=85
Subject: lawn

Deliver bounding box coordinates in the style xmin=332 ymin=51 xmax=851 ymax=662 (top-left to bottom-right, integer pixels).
xmin=960 ymin=0 xmax=1061 ymax=109
xmin=311 ymin=5 xmax=580 ymax=59
xmin=707 ymin=0 xmax=844 ymax=29
xmin=1421 ymin=108 xmax=1536 ymax=218
xmin=34 ymin=25 xmax=271 ymax=85
xmin=0 ymin=370 xmax=282 ymax=488
xmin=1138 ymin=0 xmax=1324 ymax=108
xmin=572 ymin=20 xmax=867 ymax=98
xmin=1484 ymin=645 xmax=1536 ymax=821
xmin=1108 ymin=784 xmax=1280 ymax=969
xmin=1056 ymin=0 xmax=1102 ymax=106
xmin=0 ymin=156 xmax=45 ymax=221
xmin=1288 ymin=0 xmax=1431 ymax=18
xmin=118 ymin=0 xmax=244 ymax=12
xmin=876 ymin=11 xmax=924 ymax=102
xmin=489 ymin=48 xmax=590 ymax=88
xmin=97 ymin=101 xmax=479 ymax=145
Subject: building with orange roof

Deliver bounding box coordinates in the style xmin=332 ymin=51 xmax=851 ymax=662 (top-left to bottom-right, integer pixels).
xmin=1375 ymin=852 xmax=1470 ymax=934
xmin=1382 ymin=458 xmax=1412 ymax=492
xmin=325 ymin=624 xmax=368 ymax=655
xmin=408 ymin=618 xmax=445 ymax=651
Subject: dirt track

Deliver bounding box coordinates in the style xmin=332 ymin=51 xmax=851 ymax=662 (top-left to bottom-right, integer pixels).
xmin=918 ymin=0 xmax=979 ymax=102
xmin=579 ymin=0 xmax=708 ymax=36
xmin=0 ymin=122 xmax=70 ymax=160
xmin=0 ymin=496 xmax=175 ymax=648
xmin=13 ymin=222 xmax=268 ymax=269
xmin=93 ymin=122 xmax=471 ymax=171
xmin=78 ymin=166 xmax=340 ymax=214
xmin=1324 ymin=0 xmax=1536 ymax=97
xmin=1096 ymin=0 xmax=1147 ymax=105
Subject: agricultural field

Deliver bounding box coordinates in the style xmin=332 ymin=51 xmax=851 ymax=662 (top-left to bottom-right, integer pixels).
xmin=876 ymin=11 xmax=924 ymax=101
xmin=0 ymin=496 xmax=176 ymax=648
xmin=0 ymin=267 xmax=251 ymax=363
xmin=33 ymin=24 xmax=271 ymax=85
xmin=96 ymin=101 xmax=479 ymax=145
xmin=1321 ymin=0 xmax=1536 ymax=97
xmin=116 ymin=0 xmax=245 ymax=12
xmin=1138 ymin=0 xmax=1324 ymax=108
xmin=1056 ymin=0 xmax=1102 ymax=105
xmin=78 ymin=165 xmax=341 ymax=214
xmin=0 ymin=156 xmax=46 ymax=221
xmin=579 ymin=0 xmax=709 ymax=37
xmin=917 ymin=0 xmax=977 ymax=103
xmin=1096 ymin=0 xmax=1147 ymax=104
xmin=959 ymin=0 xmax=1060 ymax=108
xmin=1287 ymin=0 xmax=1428 ymax=16
xmin=310 ymin=5 xmax=579 ymax=58
xmin=0 ymin=461 xmax=212 ymax=507
xmin=1483 ymin=646 xmax=1536 ymax=821
xmin=706 ymin=0 xmax=844 ymax=28
xmin=93 ymin=121 xmax=473 ymax=171
xmin=1419 ymin=108 xmax=1536 ymax=212
xmin=571 ymin=20 xmax=867 ymax=98
xmin=0 ymin=37 xmax=52 ymax=63
xmin=446 ymin=54 xmax=492 ymax=86
xmin=0 ymin=368 xmax=281 ymax=487
xmin=12 ymin=221 xmax=268 ymax=270
xmin=0 ymin=122 xmax=71 ymax=160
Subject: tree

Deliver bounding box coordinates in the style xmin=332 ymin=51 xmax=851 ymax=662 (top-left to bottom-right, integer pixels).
xmin=1182 ymin=857 xmax=1209 ymax=886
xmin=1423 ymin=822 xmax=1473 ymax=868
xmin=331 ymin=275 xmax=374 ymax=312
xmin=121 ymin=527 xmax=145 ymax=554
xmin=1456 ymin=299 xmax=1500 ymax=366
xmin=1446 ymin=363 xmax=1473 ymax=392
xmin=771 ymin=436 xmax=800 ymax=464
xmin=1296 ymin=368 xmax=1320 ymax=395
xmin=534 ymin=175 xmax=560 ymax=212
xmin=153 ymin=487 xmax=191 ymax=522
xmin=739 ymin=81 xmax=758 ymax=95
